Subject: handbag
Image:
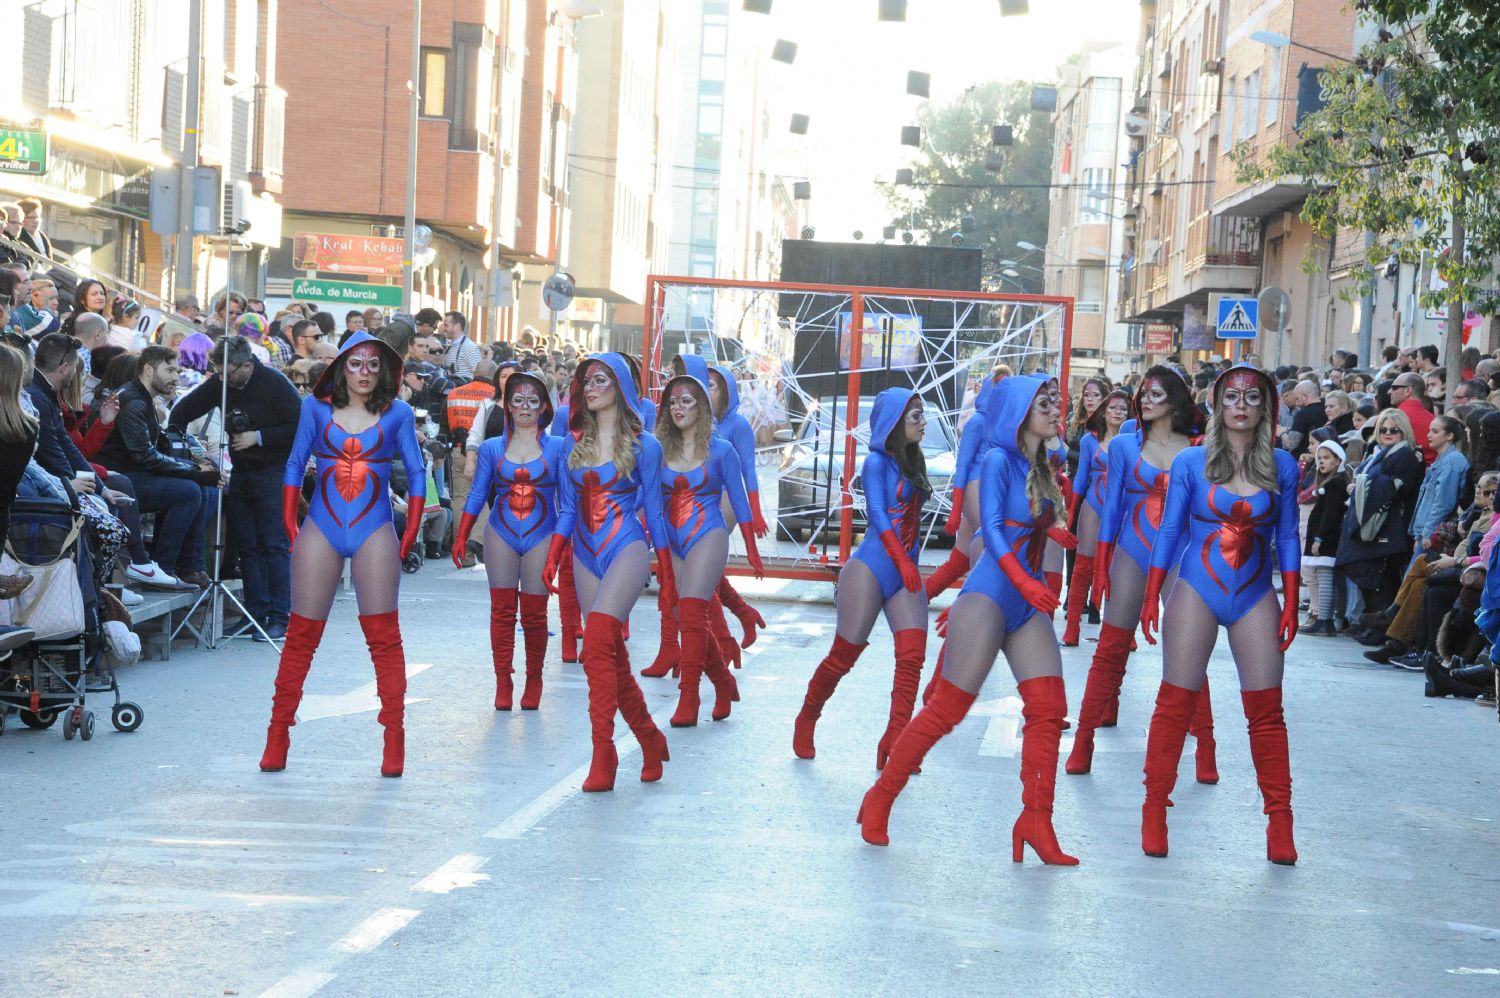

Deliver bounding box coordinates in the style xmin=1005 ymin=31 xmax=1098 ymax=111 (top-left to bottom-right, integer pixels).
xmin=0 ymin=519 xmax=87 ymax=641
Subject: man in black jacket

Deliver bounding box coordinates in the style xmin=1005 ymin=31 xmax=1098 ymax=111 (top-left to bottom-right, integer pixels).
xmin=168 ymin=336 xmax=302 ymax=639
xmin=96 ymin=345 xmax=222 ymax=589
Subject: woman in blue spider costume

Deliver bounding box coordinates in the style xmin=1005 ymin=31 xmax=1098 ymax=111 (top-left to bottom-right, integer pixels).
xmin=1138 ymin=364 xmax=1301 ymax=865
xmin=654 ymin=371 xmax=765 ymax=727
xmin=1063 ymin=388 xmax=1130 ymax=645
xmin=922 ymin=369 xmax=1008 ymax=600
xmin=452 ymin=372 xmax=569 ymax=712
xmin=642 ymin=355 xmax=770 ymax=677
xmin=260 ymin=331 xmax=428 ymax=778
xmin=1066 ymin=366 xmax=1218 ymax=781
xmin=856 ymin=375 xmax=1081 ymax=863
xmin=542 ymin=354 xmax=676 ymax=792
xmin=792 ymin=387 xmax=932 ymax=770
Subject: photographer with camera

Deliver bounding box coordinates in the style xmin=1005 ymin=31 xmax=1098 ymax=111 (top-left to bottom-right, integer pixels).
xmin=96 ymin=346 xmax=223 ymax=590
xmin=168 ymin=335 xmax=303 ymax=639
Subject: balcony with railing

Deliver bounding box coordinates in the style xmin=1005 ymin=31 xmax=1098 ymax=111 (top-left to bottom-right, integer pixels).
xmin=249 ymin=84 xmax=286 ymax=194
xmin=1186 ymin=213 xmax=1260 ymax=279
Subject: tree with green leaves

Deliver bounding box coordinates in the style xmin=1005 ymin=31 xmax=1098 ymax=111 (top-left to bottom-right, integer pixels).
xmin=882 ymin=80 xmax=1053 ymax=291
xmin=1237 ymin=1 xmax=1500 ymax=371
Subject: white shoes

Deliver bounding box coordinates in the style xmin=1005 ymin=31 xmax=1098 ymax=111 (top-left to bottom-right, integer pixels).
xmin=119 ymin=588 xmax=145 ymax=606
xmin=125 ymin=562 xmax=195 ymax=590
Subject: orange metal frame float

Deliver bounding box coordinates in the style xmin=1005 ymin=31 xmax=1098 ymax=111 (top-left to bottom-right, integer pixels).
xmin=642 ymin=274 xmax=1075 ymax=583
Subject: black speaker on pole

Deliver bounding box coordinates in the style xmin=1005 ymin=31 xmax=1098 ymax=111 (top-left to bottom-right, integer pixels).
xmin=906 ymin=71 xmax=931 ymax=97
xmin=772 ymin=39 xmax=798 ymax=63
xmin=790 ymin=113 xmax=810 ymax=134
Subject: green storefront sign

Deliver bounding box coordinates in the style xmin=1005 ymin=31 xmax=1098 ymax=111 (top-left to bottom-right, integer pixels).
xmin=0 ymin=122 xmax=48 ymax=176
xmin=291 ymin=278 xmax=403 ymax=307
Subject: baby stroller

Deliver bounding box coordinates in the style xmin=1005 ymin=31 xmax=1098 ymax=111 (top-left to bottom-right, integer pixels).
xmin=0 ymin=498 xmax=143 ymax=739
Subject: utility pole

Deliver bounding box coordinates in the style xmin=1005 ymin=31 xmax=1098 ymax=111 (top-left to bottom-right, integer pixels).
xmin=175 ymin=0 xmax=203 ymax=296
xmin=403 ymin=0 xmax=421 ymax=312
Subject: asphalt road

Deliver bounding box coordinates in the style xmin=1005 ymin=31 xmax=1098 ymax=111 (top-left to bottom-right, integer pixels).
xmin=3 ymin=563 xmax=1498 ymax=996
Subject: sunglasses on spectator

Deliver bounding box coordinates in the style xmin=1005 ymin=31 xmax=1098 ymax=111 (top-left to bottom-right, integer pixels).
xmin=1482 ymin=488 xmax=1497 ymax=497
xmin=1378 ymin=425 xmax=1401 ymax=434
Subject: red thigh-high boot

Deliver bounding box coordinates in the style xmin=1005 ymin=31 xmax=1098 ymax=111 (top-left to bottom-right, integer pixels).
xmin=613 ymin=625 xmax=670 ymax=782
xmin=1045 ymin=571 xmax=1064 ymax=601
xmin=259 ymin=613 xmax=328 ymax=771
xmin=709 ymin=595 xmax=742 ymax=670
xmin=517 ymin=592 xmax=549 ymax=710
xmin=1192 ymin=676 xmax=1219 ymax=784
xmin=1013 ymin=676 xmax=1079 ymax=865
xmin=876 ymin=629 xmax=926 ymax=770
xmin=1061 ymin=556 xmax=1094 ymax=646
xmin=922 ymin=608 xmax=950 ymax=706
xmin=489 ymin=587 xmax=518 ymax=710
xmin=717 ymin=577 xmax=766 ymax=649
xmin=557 ymin=549 xmax=581 ymax=663
xmin=1242 ymin=687 xmax=1297 ymax=865
xmin=642 ymin=584 xmax=679 ymax=677
xmin=793 ymin=634 xmax=866 ymax=759
xmin=923 ymin=548 xmax=970 ymax=600
xmin=360 ymin=611 xmax=408 ymax=777
xmin=701 ymin=620 xmax=738 ymax=720
xmin=1141 ymin=681 xmax=1197 ymax=856
xmin=671 ymin=598 xmax=710 ymax=726
xmin=580 ymin=613 xmax=621 ymax=791
xmin=857 ymin=676 xmax=976 ymax=845
xmin=1065 ymin=621 xmax=1133 ymax=775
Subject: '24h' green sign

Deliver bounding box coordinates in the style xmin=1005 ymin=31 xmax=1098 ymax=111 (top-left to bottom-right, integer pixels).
xmin=0 ymin=122 xmax=48 ymax=176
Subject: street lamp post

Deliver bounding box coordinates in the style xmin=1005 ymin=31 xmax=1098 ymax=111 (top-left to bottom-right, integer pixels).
xmin=403 ymin=0 xmax=421 ymax=313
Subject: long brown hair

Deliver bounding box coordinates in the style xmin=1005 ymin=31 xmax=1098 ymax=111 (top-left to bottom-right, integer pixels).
xmin=0 ymin=344 xmax=39 ymax=444
xmin=656 ymin=376 xmax=713 ymax=465
xmin=1068 ymin=375 xmax=1111 ymax=438
xmin=886 ymin=394 xmax=931 ymax=497
xmin=1024 ymin=381 xmax=1064 ymax=515
xmin=570 ymin=361 xmax=641 ymax=477
xmin=1203 ymin=369 xmax=1279 ymax=493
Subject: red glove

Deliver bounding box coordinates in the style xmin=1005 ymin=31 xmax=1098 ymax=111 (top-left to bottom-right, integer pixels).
xmin=740 ymin=523 xmax=765 ymax=579
xmin=1047 ymin=526 xmax=1077 ymax=550
xmin=935 ymin=605 xmax=950 ymax=638
xmin=1139 ymin=566 xmax=1169 ymax=645
xmin=1067 ymin=492 xmax=1081 ymax=527
xmin=282 ymin=485 xmax=301 ymax=548
xmin=452 ymin=511 xmax=478 ymax=569
xmin=399 ymin=494 xmax=425 ymax=562
xmin=996 ymin=552 xmax=1058 ymax=614
xmin=1092 ymin=541 xmax=1114 ymax=606
xmin=1057 ymin=471 xmax=1075 ymax=509
xmin=542 ymin=535 xmax=567 ymax=594
xmin=655 ymin=551 xmax=678 ymax=608
xmin=943 ymin=486 xmax=964 ymax=536
xmin=1278 ymin=571 xmax=1300 ymax=652
xmin=748 ymin=492 xmax=769 ymax=539
xmin=879 ymin=529 xmax=923 ymax=593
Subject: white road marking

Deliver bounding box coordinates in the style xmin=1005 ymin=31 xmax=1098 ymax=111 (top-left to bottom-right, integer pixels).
xmin=484 ymin=708 xmax=675 ymax=840
xmin=1444 ymin=921 xmax=1500 ymax=940
xmin=412 ymin=854 xmax=490 ymax=894
xmin=973 ymin=697 xmax=1140 ymax=757
xmin=331 ymin=906 xmax=421 ymax=953
xmin=259 ymin=971 xmax=335 ymax=998
xmin=1447 ymin=968 xmax=1500 ymax=975
xmin=297 ymin=662 xmax=434 ymax=722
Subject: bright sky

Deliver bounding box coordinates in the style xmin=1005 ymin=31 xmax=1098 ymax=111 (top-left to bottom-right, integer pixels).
xmin=750 ymin=0 xmax=1139 ymax=235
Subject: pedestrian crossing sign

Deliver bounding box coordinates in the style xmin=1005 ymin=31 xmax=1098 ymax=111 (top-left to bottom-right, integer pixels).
xmin=1216 ymin=296 xmax=1259 ymax=339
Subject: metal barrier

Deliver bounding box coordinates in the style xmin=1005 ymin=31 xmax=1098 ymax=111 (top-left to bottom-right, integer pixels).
xmin=643 ymin=275 xmax=1074 ymax=581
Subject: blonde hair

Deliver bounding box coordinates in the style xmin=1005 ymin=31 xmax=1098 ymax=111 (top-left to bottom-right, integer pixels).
xmin=1026 ymin=438 xmax=1064 ymax=516
xmin=1203 ymin=374 xmax=1280 ymax=493
xmin=1372 ymin=408 xmax=1415 ymax=449
xmin=569 ymin=364 xmax=641 ymax=477
xmin=0 ymin=344 xmax=39 ymax=444
xmin=655 ymin=379 xmax=713 ymax=466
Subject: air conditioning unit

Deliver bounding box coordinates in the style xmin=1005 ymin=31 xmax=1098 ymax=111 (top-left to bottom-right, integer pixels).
xmin=1143 ymin=239 xmax=1162 ymax=263
xmin=221 ymin=179 xmax=251 ymax=231
xmin=1156 ymin=51 xmax=1173 ymax=79
xmin=1123 ymin=114 xmax=1150 ymax=138
xmin=1202 ymin=58 xmax=1223 ymax=75
xmin=1150 ymin=173 xmax=1164 ymax=195
xmin=1207 ymin=111 xmax=1220 ymax=140
xmin=1156 ymin=111 xmax=1173 ymax=135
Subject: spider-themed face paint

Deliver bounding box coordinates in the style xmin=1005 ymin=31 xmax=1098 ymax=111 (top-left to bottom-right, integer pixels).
xmin=583 ymin=362 xmax=617 ymax=412
xmin=1137 ymin=377 xmax=1171 ymax=421
xmin=1219 ymin=370 xmax=1266 ymax=431
xmin=668 ymin=382 xmax=703 ymax=430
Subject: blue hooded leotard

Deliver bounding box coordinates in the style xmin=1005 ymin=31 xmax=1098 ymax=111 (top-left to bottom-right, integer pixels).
xmin=464 ymin=374 xmax=570 ymax=556
xmin=959 ymin=376 xmax=1064 ymax=636
xmin=283 ymin=330 xmax=428 ymax=559
xmin=952 ymin=376 xmax=1004 ymax=490
xmin=552 ymin=353 xmax=672 ymax=578
xmin=658 ymin=373 xmax=754 ymax=558
xmin=848 ymin=387 xmax=929 ymax=601
xmin=1097 ymin=425 xmax=1186 ymax=576
xmin=705 ymin=362 xmax=761 ymax=503
xmin=1074 ymin=430 xmax=1109 ymax=518
xmin=1147 ymin=366 xmax=1301 ymax=626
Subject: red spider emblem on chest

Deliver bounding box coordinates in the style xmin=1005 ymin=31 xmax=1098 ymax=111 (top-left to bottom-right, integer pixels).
xmin=1196 ymin=485 xmax=1275 ymax=594
xmin=314 ymin=422 xmax=389 ymax=528
xmin=1139 ymin=463 xmax=1168 ymax=530
xmin=507 ymin=466 xmax=537 ymax=522
xmin=334 ymin=436 xmax=373 ymax=502
xmin=1093 ymin=452 xmax=1109 ymax=493
xmin=669 ymin=475 xmax=697 ymax=529
xmin=1005 ymin=504 xmax=1055 ymax=573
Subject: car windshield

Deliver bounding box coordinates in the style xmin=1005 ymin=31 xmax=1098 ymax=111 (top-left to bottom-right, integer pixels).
xmin=790 ymin=395 xmax=954 ymax=453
